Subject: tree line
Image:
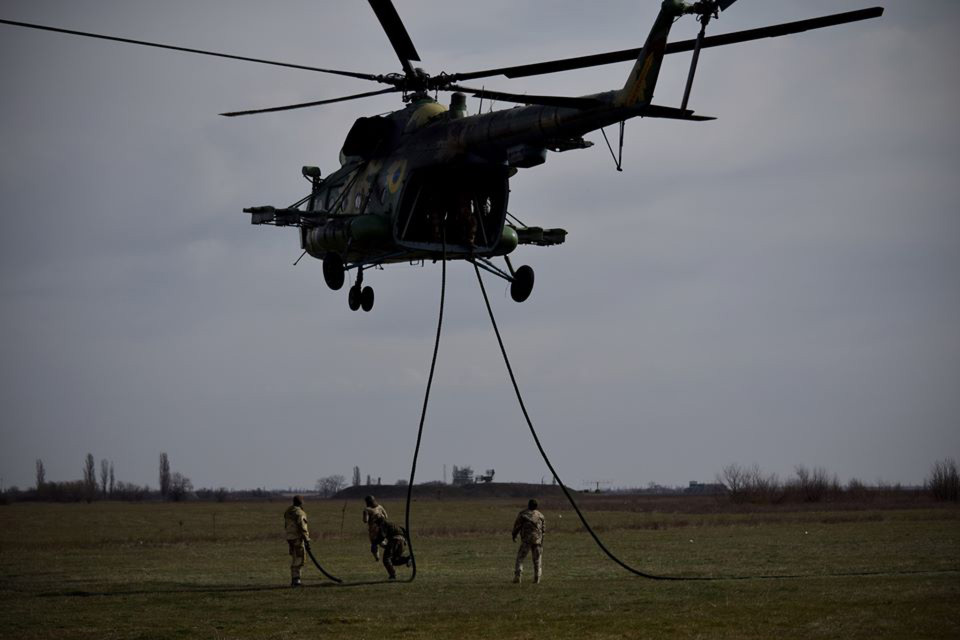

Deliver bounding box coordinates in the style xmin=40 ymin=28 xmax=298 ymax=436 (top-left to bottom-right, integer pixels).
xmin=715 ymin=459 xmax=959 ymax=505
xmin=3 ymin=452 xmax=210 ymax=503
xmin=6 ymin=456 xmax=956 ymax=504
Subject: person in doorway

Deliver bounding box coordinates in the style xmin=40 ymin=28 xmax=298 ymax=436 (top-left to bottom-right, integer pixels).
xmin=283 ymin=495 xmax=310 ymax=587
xmin=362 ymin=495 xmax=388 ymax=560
xmin=512 ymin=498 xmax=545 ymax=584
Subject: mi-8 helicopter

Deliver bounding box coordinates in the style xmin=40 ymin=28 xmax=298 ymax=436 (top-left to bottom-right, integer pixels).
xmin=1 ymin=1 xmax=883 ymax=312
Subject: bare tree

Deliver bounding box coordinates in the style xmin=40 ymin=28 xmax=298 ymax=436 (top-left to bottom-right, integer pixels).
xmin=352 ymin=466 xmax=361 ymax=487
xmin=717 ymin=463 xmax=746 ymax=502
xmin=168 ymin=472 xmax=194 ymax=502
xmin=315 ymin=474 xmax=346 ymax=498
xmin=100 ymin=459 xmax=109 ymax=499
xmin=35 ymin=459 xmax=45 ymax=490
xmin=159 ymin=452 xmax=171 ymax=499
xmin=787 ymin=465 xmax=836 ymax=503
xmin=82 ymin=453 xmax=97 ymax=502
xmin=109 ymin=462 xmax=115 ymax=497
xmin=747 ymin=463 xmax=783 ymax=504
xmin=928 ymin=458 xmax=959 ymax=502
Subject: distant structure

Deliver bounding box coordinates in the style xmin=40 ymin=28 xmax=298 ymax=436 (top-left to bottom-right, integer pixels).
xmin=584 ymin=480 xmax=612 ymax=492
xmin=684 ymin=481 xmax=726 ymax=496
xmin=475 ymin=469 xmax=495 ymax=483
xmin=452 ymin=465 xmax=474 ymax=486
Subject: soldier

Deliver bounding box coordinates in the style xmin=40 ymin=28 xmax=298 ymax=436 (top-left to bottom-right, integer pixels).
xmin=372 ymin=514 xmax=410 ymax=580
xmin=362 ymin=495 xmax=388 ymax=560
xmin=512 ymin=498 xmax=545 ymax=584
xmin=283 ymin=495 xmax=310 ymax=587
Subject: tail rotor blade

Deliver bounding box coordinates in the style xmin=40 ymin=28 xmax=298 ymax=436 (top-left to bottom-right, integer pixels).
xmin=680 ymin=22 xmax=707 ymax=112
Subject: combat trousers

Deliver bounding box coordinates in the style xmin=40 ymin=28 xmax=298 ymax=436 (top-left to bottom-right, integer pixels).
xmin=383 ymin=536 xmax=409 ymax=578
xmin=515 ymin=542 xmax=543 ymax=582
xmin=288 ymin=539 xmax=305 ymax=581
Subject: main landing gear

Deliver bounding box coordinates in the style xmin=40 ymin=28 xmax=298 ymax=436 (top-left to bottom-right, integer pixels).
xmin=348 ymin=273 xmax=374 ymax=313
xmin=324 ymin=252 xmax=535 ymax=312
xmin=323 ymin=253 xmax=374 ymax=312
xmin=510 ymin=264 xmax=534 ymax=303
xmin=471 ymin=255 xmax=535 ymax=303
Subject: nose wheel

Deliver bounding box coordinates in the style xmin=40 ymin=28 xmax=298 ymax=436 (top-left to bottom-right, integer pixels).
xmin=348 ymin=268 xmax=375 ymax=312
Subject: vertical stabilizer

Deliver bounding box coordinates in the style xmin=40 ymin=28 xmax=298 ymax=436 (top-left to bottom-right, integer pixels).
xmin=616 ymin=0 xmax=689 ymax=108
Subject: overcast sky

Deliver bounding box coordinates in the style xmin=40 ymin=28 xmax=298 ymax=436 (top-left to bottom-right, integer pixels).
xmin=1 ymin=1 xmax=957 ymax=492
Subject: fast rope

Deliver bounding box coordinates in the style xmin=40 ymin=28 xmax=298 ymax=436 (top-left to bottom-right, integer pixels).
xmin=396 ymin=256 xmax=953 ymax=584
xmin=472 ymin=265 xmax=960 ymax=582
xmin=471 ymin=263 xmax=677 ymax=581
xmin=401 ymin=232 xmax=447 ymax=583
xmin=303 ymin=537 xmax=343 ymax=583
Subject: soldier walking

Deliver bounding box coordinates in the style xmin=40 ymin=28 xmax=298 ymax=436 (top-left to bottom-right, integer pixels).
xmin=283 ymin=495 xmax=310 ymax=587
xmin=362 ymin=495 xmax=388 ymax=560
xmin=512 ymin=498 xmax=545 ymax=584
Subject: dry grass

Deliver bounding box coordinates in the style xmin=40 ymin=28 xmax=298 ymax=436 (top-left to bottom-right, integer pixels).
xmin=1 ymin=498 xmax=958 ymax=639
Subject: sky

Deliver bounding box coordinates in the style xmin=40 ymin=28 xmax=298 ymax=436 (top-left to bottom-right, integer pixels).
xmin=1 ymin=1 xmax=957 ymax=493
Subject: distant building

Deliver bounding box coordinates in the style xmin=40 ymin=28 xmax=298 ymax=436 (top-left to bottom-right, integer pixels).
xmin=452 ymin=465 xmax=474 ymax=486
xmin=684 ymin=481 xmax=726 ymax=496
xmin=475 ymin=469 xmax=495 ymax=483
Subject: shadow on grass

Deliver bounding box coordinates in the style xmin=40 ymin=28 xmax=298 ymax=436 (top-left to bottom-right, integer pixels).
xmin=33 ymin=568 xmax=957 ymax=598
xmin=36 ymin=578 xmax=406 ymax=598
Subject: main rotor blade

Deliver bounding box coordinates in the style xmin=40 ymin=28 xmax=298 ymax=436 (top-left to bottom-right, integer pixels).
xmin=444 ymin=7 xmax=883 ymax=83
xmin=220 ymin=87 xmax=401 ymax=117
xmin=717 ymin=0 xmax=739 ymax=11
xmin=0 ymin=18 xmax=383 ymax=82
xmin=450 ymin=85 xmax=604 ymax=110
xmin=368 ymin=0 xmax=421 ymax=78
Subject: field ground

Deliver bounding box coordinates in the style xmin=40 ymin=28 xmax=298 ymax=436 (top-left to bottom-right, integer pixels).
xmin=1 ymin=497 xmax=958 ymax=639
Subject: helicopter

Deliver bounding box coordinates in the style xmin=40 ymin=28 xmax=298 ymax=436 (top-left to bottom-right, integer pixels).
xmin=1 ymin=0 xmax=884 ymax=313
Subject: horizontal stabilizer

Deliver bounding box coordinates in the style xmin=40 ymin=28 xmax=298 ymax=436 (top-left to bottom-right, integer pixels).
xmin=641 ymin=104 xmax=715 ymax=121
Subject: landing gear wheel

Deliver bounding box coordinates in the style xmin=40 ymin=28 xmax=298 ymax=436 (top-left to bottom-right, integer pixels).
xmin=348 ymin=285 xmax=361 ymax=311
xmin=323 ymin=253 xmax=345 ymax=291
xmin=510 ymin=265 xmax=535 ymax=303
xmin=360 ymin=286 xmax=375 ymax=312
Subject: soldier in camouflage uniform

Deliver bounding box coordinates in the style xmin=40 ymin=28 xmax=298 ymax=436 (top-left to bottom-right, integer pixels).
xmin=362 ymin=495 xmax=388 ymax=560
xmin=372 ymin=514 xmax=410 ymax=580
xmin=283 ymin=495 xmax=310 ymax=587
xmin=512 ymin=498 xmax=545 ymax=584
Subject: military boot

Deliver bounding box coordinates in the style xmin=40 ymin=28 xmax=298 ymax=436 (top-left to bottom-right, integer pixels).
xmin=291 ymin=577 xmax=302 ymax=587
xmin=513 ymin=573 xmax=521 ymax=584
xmin=533 ymin=573 xmax=541 ymax=584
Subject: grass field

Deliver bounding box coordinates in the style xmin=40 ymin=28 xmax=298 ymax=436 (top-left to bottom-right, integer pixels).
xmin=1 ymin=497 xmax=958 ymax=639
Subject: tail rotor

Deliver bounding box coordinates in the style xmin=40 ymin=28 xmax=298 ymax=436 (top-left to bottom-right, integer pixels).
xmin=680 ymin=0 xmax=738 ymax=112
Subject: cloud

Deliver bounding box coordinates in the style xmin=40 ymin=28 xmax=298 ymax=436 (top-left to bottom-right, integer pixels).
xmin=1 ymin=1 xmax=957 ymax=490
